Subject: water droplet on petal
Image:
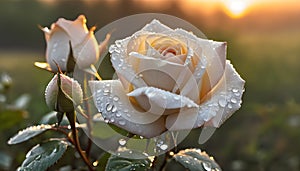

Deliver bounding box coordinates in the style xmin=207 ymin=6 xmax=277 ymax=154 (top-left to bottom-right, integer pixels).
xmin=104 ymin=88 xmax=110 ymax=93
xmin=218 ymin=99 xmax=227 ymax=107
xmin=106 ymin=104 xmax=113 ymax=112
xmin=110 ymin=118 xmax=115 ymax=122
xmin=231 ymin=98 xmax=237 ymax=104
xmin=118 ymin=139 xmax=127 ymax=146
xmin=232 ymin=88 xmax=239 ymax=93
xmin=235 ymin=92 xmax=241 ymax=96
xmin=228 ymin=104 xmax=233 ymax=109
xmin=115 ymin=112 xmax=121 ymax=117
xmin=202 ymin=162 xmax=212 ymax=171
xmin=111 ymin=106 xmax=117 ymax=113
xmin=113 ymin=96 xmax=119 ymax=101
xmin=174 ymin=96 xmax=180 ymax=100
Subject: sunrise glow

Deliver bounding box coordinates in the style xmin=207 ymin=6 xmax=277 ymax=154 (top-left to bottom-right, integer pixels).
xmin=222 ymin=0 xmax=250 ymax=18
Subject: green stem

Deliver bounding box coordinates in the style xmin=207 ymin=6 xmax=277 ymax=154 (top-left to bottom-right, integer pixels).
xmin=67 ymin=111 xmax=94 ymax=171
xmin=83 ymin=72 xmax=93 ymax=157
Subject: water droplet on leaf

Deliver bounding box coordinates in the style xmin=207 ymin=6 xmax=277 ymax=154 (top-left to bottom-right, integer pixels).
xmin=202 ymin=162 xmax=212 ymax=171
xmin=118 ymin=139 xmax=127 ymax=146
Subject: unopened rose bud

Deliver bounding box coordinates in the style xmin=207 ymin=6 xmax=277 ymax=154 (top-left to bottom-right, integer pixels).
xmin=42 ymin=15 xmax=99 ymax=72
xmin=45 ymin=74 xmax=83 ymax=112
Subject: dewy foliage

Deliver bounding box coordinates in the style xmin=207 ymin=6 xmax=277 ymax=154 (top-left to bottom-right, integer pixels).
xmin=17 ymin=140 xmax=68 ymax=171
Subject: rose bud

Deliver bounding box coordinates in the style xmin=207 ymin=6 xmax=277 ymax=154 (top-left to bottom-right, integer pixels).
xmin=45 ymin=74 xmax=83 ymax=113
xmin=42 ymin=15 xmax=99 ymax=72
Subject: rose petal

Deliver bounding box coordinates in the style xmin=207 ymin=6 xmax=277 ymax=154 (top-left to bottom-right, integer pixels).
xmin=109 ymin=38 xmax=147 ymax=90
xmin=140 ymin=19 xmax=173 ymax=33
xmin=72 ymin=31 xmax=99 ymax=69
xmin=129 ymin=52 xmax=193 ymax=93
xmin=165 ymin=107 xmax=199 ymax=130
xmin=56 ymin=15 xmax=89 ymax=47
xmin=46 ymin=24 xmax=70 ymax=72
xmin=89 ymin=80 xmax=166 ymax=138
xmin=200 ymin=60 xmax=245 ymax=127
xmin=174 ymin=29 xmax=227 ymax=98
xmin=127 ymin=86 xmax=198 ymax=113
xmin=200 ymin=42 xmax=227 ymax=98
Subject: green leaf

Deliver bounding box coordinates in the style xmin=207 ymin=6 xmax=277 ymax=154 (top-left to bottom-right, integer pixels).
xmin=39 ymin=111 xmax=68 ymax=125
xmin=17 ymin=140 xmax=68 ymax=171
xmin=105 ymin=149 xmax=153 ymax=171
xmin=173 ymin=148 xmax=221 ymax=171
xmin=96 ymin=152 xmax=111 ymax=171
xmin=0 ymin=109 xmax=25 ymax=131
xmin=8 ymin=124 xmax=53 ymax=145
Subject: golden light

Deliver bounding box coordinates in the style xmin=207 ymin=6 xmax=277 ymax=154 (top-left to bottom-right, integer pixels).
xmin=223 ymin=0 xmax=250 ymax=18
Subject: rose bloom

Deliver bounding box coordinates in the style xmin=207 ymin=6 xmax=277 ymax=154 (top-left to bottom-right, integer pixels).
xmin=42 ymin=15 xmax=99 ymax=72
xmin=90 ymin=20 xmax=245 ymax=138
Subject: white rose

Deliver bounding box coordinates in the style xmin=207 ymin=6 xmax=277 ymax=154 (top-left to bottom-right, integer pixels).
xmin=42 ymin=15 xmax=99 ymax=72
xmin=90 ymin=20 xmax=245 ymax=138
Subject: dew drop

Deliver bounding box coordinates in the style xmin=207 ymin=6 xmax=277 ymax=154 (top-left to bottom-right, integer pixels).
xmin=115 ymin=112 xmax=121 ymax=117
xmin=53 ymin=147 xmax=58 ymax=153
xmin=162 ymin=96 xmax=167 ymax=100
xmin=202 ymin=162 xmax=212 ymax=171
xmin=106 ymin=104 xmax=113 ymax=112
xmin=234 ymin=92 xmax=241 ymax=96
xmin=124 ymin=109 xmax=129 ymax=113
xmin=105 ymin=83 xmax=110 ymax=87
xmin=104 ymin=119 xmax=109 ymax=123
xmin=104 ymin=88 xmax=110 ymax=93
xmin=218 ymin=99 xmax=227 ymax=107
xmin=174 ymin=96 xmax=180 ymax=100
xmin=113 ymin=96 xmax=119 ymax=102
xmin=118 ymin=120 xmax=126 ymax=125
xmin=36 ymin=155 xmax=42 ymax=160
xmin=118 ymin=139 xmax=127 ymax=146
xmin=232 ymin=88 xmax=239 ymax=93
xmin=160 ymin=144 xmax=168 ymax=150
xmin=230 ymin=98 xmax=237 ymax=104
xmin=110 ymin=118 xmax=115 ymax=123
xmin=111 ymin=106 xmax=117 ymax=113
xmin=228 ymin=104 xmax=233 ymax=109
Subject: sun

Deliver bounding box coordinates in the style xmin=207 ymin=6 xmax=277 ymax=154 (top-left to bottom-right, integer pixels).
xmin=223 ymin=0 xmax=249 ymax=18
